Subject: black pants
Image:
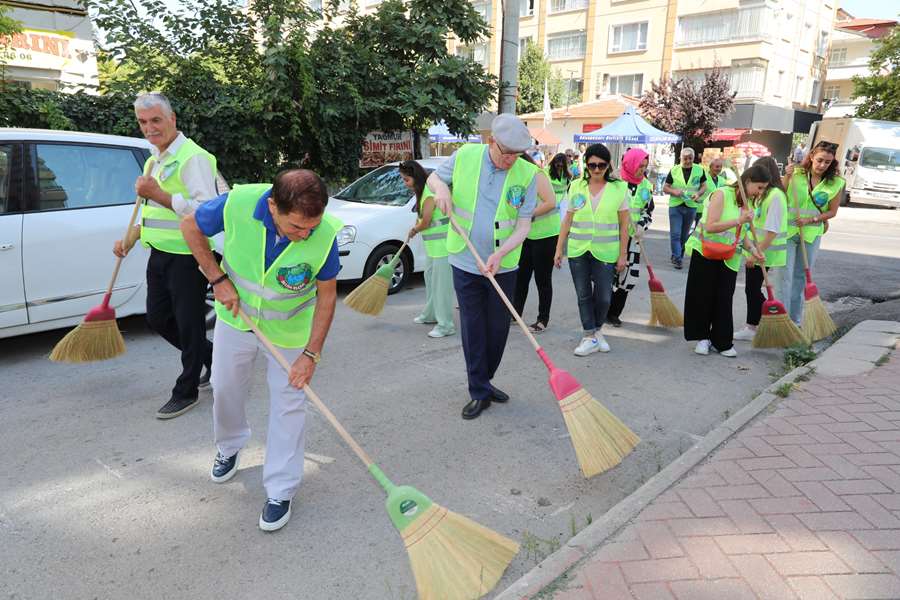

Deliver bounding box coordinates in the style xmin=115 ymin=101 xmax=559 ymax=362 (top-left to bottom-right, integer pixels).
xmin=513 ymin=235 xmax=556 ymax=325
xmin=607 ymin=288 xmax=628 ymax=319
xmin=745 ymin=264 xmax=767 ymax=327
xmin=453 ymin=266 xmax=516 ymax=402
xmin=683 ymin=251 xmax=737 ymax=352
xmin=146 ymin=248 xmax=212 ymax=400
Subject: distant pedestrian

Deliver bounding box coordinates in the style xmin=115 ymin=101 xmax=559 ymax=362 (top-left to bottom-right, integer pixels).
xmin=792 ymin=143 xmax=805 ymax=165
xmin=402 ymin=160 xmax=455 ymax=338
xmin=663 ymin=147 xmax=707 ymax=269
xmin=696 ymin=158 xmax=728 ymax=229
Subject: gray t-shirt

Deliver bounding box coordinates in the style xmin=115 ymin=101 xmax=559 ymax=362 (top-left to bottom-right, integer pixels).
xmin=435 ymin=148 xmax=538 ymax=275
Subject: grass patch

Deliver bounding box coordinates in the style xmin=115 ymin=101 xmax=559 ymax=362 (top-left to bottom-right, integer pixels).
xmin=775 ymin=382 xmax=794 ymax=398
xmin=784 ymin=344 xmax=816 ymax=370
xmin=521 ymin=531 xmax=562 ymax=563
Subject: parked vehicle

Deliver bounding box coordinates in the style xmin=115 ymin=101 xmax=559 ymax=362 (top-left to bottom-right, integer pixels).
xmin=328 ymin=157 xmax=446 ymax=293
xmin=808 ymin=117 xmax=900 ymax=209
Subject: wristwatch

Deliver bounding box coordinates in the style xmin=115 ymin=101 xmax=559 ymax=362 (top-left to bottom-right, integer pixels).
xmin=302 ymin=348 xmax=321 ymax=364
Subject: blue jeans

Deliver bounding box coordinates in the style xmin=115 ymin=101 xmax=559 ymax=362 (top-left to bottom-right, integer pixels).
xmin=669 ymin=204 xmax=697 ymax=261
xmin=781 ymin=235 xmax=821 ymax=324
xmin=568 ymin=253 xmax=615 ymax=334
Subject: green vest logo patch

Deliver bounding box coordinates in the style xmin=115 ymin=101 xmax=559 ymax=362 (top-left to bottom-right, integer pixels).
xmin=277 ymin=263 xmax=313 ymax=291
xmin=690 ymin=175 xmax=701 ymax=185
xmin=570 ymin=193 xmax=587 ymax=210
xmin=506 ymin=185 xmax=526 ymax=209
xmin=160 ymin=160 xmax=179 ymax=182
xmin=640 ymin=188 xmax=651 ymax=201
xmin=812 ymin=190 xmax=829 ymax=208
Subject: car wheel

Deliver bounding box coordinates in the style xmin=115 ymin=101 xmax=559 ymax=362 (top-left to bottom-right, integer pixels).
xmin=206 ymin=286 xmax=216 ymax=330
xmin=363 ymin=244 xmax=411 ymax=295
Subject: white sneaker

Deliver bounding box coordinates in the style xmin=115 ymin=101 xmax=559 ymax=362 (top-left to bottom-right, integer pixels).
xmin=720 ymin=347 xmax=738 ymax=358
xmin=733 ymin=326 xmax=757 ymax=341
xmin=596 ymin=333 xmax=611 ymax=353
xmin=694 ymin=340 xmax=711 ymax=355
xmin=427 ymin=327 xmax=455 ymax=338
xmin=574 ymin=336 xmax=600 ymax=356
xmin=413 ymin=315 xmax=437 ymax=325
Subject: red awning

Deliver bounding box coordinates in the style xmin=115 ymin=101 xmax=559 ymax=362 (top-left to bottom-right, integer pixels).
xmin=711 ymin=128 xmax=749 ymax=142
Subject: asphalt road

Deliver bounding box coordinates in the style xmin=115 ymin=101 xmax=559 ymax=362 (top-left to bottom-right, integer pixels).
xmin=2 ymin=200 xmax=897 ymax=600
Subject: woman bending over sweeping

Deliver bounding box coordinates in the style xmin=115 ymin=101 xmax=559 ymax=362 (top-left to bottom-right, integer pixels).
xmin=513 ymin=152 xmax=568 ymax=333
xmin=554 ymin=143 xmax=629 ymax=356
xmin=683 ymin=164 xmax=768 ymax=358
xmin=402 ymin=160 xmax=456 ymax=338
xmin=781 ymin=141 xmax=845 ymax=326
xmin=606 ymin=148 xmax=654 ymax=327
xmin=734 ymin=156 xmax=788 ymax=342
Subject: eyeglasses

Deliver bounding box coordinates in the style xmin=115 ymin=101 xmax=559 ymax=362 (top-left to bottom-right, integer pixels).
xmin=586 ymin=161 xmax=608 ymax=171
xmin=493 ymin=141 xmax=519 ymax=157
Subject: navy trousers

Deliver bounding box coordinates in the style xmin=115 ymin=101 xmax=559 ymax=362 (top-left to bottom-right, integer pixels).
xmin=452 ymin=266 xmax=517 ymax=402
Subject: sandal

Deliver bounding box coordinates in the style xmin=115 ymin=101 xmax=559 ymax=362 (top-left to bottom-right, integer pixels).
xmin=529 ymin=321 xmax=547 ymax=334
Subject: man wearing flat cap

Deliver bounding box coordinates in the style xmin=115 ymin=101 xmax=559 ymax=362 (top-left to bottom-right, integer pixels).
xmin=428 ymin=113 xmax=540 ymax=420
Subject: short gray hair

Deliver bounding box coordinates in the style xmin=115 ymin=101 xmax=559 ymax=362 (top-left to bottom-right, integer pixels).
xmin=681 ymin=147 xmax=695 ymax=159
xmin=134 ymin=92 xmax=173 ymax=115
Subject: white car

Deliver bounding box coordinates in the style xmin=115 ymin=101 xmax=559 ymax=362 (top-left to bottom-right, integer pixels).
xmin=0 ymin=128 xmax=156 ymax=339
xmin=328 ymin=157 xmax=447 ymax=293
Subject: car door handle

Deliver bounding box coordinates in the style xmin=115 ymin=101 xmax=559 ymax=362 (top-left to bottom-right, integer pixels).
xmin=0 ymin=244 xmax=13 ymax=251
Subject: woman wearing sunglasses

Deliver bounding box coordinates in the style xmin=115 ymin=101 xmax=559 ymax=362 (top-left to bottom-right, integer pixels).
xmin=781 ymin=141 xmax=845 ymax=325
xmin=554 ymin=144 xmax=629 ymax=355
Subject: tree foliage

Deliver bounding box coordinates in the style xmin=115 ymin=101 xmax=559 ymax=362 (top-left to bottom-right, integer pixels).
xmin=640 ymin=67 xmax=735 ymax=151
xmin=516 ymin=40 xmax=564 ymax=115
xmin=0 ymin=3 xmax=23 ymax=84
xmin=853 ymin=24 xmax=900 ymax=121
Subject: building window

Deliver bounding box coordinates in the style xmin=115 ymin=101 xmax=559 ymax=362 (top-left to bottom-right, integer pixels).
xmin=457 ymin=43 xmax=488 ymax=68
xmin=817 ymin=30 xmax=829 ymax=57
xmin=824 ymin=84 xmax=841 ymax=101
xmin=520 ymin=0 xmax=535 ymax=17
xmin=829 ymin=47 xmax=847 ymax=66
xmin=608 ymin=73 xmax=644 ymax=96
xmin=610 ymin=22 xmax=648 ymax=54
xmin=547 ymin=31 xmax=587 ymax=60
xmin=676 ymin=5 xmax=768 ymax=47
xmin=472 ymin=0 xmax=491 ymax=22
xmin=730 ymin=59 xmax=767 ymax=99
xmin=794 ymin=75 xmax=804 ymax=103
xmin=550 ymin=0 xmax=588 ymax=14
xmin=810 ymin=79 xmax=821 ymax=105
xmin=775 ymin=69 xmax=785 ymax=96
xmin=518 ymin=37 xmax=533 ymax=61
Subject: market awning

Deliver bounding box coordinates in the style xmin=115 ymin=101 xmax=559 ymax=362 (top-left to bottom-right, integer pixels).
xmin=711 ymin=128 xmax=749 ymax=142
xmin=428 ymin=121 xmax=481 ymax=143
xmin=529 ymin=127 xmax=561 ymax=146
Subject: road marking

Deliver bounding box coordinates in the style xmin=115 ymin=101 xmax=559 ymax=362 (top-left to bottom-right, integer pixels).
xmin=549 ymin=501 xmax=576 ymax=517
xmin=95 ymin=458 xmax=124 ymax=480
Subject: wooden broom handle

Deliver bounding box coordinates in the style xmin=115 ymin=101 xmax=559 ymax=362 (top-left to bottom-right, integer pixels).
xmin=106 ymin=195 xmax=145 ymax=296
xmin=635 ymin=238 xmax=652 ymax=269
xmin=447 ymin=214 xmax=541 ymax=352
xmin=237 ymin=309 xmax=375 ymax=468
xmin=734 ymin=177 xmax=774 ymax=290
xmin=790 ymin=182 xmax=812 ymax=270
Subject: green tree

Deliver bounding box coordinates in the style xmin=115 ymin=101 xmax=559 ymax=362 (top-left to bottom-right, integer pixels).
xmin=516 ymin=40 xmax=564 ymax=114
xmin=0 ymin=3 xmax=23 ymax=85
xmin=852 ymin=24 xmax=900 ymax=121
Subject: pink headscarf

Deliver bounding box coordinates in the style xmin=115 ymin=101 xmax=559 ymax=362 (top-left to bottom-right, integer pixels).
xmin=620 ymin=148 xmax=649 ymax=185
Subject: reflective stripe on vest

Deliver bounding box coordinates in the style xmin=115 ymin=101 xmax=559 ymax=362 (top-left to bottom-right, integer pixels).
xmin=528 ymin=170 xmax=563 ymax=240
xmin=787 ymin=169 xmax=844 ymax=243
xmin=447 ymin=144 xmax=538 ymax=268
xmin=668 ymin=164 xmax=703 ymax=209
xmin=566 ymin=178 xmax=626 ymax=263
xmin=628 ymin=179 xmax=653 ymax=236
xmin=140 ymin=137 xmax=216 ymax=255
xmin=743 ymin=187 xmax=788 ymax=268
xmin=685 ymin=186 xmax=743 ymax=272
xmin=418 ymin=185 xmax=449 ymax=258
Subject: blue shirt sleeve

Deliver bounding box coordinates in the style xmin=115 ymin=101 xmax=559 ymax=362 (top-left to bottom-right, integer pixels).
xmin=316 ymin=240 xmax=341 ymax=281
xmin=434 ymin=152 xmax=456 ymax=185
xmin=194 ymin=193 xmax=230 ymax=237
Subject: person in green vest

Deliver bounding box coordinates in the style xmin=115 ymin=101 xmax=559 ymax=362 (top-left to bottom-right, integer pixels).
xmin=695 ymin=157 xmax=728 ymax=229
xmin=180 ymin=169 xmax=342 ymax=532
xmin=683 ymin=165 xmax=769 ymax=358
xmin=512 ymin=152 xmax=564 ymax=333
xmin=781 ymin=140 xmax=845 ymax=325
xmin=553 ymin=143 xmax=630 ymax=355
xmin=401 ymin=160 xmax=455 ymax=338
xmin=734 ymin=157 xmax=788 ymax=341
xmin=427 ymin=113 xmax=540 ymax=420
xmin=663 ymin=147 xmax=707 ymax=269
xmin=113 ymin=92 xmax=223 ymax=420
xmin=607 ymin=148 xmax=654 ymax=326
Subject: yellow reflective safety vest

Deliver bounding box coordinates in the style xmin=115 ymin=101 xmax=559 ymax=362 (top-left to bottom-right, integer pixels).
xmin=628 ymin=178 xmax=653 ymax=237
xmin=700 ymin=172 xmax=728 ymax=213
xmin=742 ymin=187 xmax=788 ymax=268
xmin=418 ymin=185 xmax=449 ymax=258
xmin=447 ymin=144 xmax=539 ymax=269
xmin=668 ymin=164 xmax=704 ymax=209
xmin=528 ymin=169 xmax=562 ymax=240
xmin=685 ymin=186 xmax=745 ymax=272
xmin=140 ymin=137 xmax=216 ymax=254
xmin=786 ymin=169 xmax=845 ymax=243
xmin=214 ymin=184 xmax=342 ymax=348
xmin=566 ymin=177 xmax=627 ymax=263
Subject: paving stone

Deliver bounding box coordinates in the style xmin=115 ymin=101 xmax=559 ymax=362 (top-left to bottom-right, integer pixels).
xmin=730 ymin=554 xmax=798 ymax=600
xmin=634 ymin=522 xmax=683 ymax=559
xmin=669 ymin=578 xmax=756 ymax=600
xmin=786 ymin=576 xmax=839 ymax=599
xmin=817 ymin=531 xmax=891 ymax=573
xmin=793 ymin=481 xmax=850 ymax=511
xmin=679 ymin=537 xmax=738 ymax=578
xmin=620 ymin=558 xmax=699 ymax=584
xmin=764 ymin=514 xmax=828 ymax=551
xmin=822 ymin=574 xmax=900 ymax=599
xmin=766 ymin=551 xmax=853 ymax=576
xmin=824 ymin=480 xmax=892 ymax=495
xmin=715 ymin=533 xmax=790 ymax=555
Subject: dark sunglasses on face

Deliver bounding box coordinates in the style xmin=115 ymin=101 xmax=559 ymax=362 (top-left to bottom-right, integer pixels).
xmin=586 ymin=161 xmax=608 ymax=171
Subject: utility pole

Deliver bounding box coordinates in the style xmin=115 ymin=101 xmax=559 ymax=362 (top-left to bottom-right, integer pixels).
xmin=498 ymin=0 xmax=520 ymax=114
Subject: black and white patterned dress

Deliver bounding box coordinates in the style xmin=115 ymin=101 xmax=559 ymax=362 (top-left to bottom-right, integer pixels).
xmin=613 ymin=181 xmax=654 ymax=292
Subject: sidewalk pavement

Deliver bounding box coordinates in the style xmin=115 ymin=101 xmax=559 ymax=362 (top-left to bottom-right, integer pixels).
xmin=498 ymin=321 xmax=900 ymax=600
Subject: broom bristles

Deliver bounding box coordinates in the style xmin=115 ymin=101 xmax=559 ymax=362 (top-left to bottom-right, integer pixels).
xmin=752 ymin=313 xmax=807 ymax=349
xmin=404 ymin=503 xmax=519 ymax=600
xmin=802 ymin=296 xmax=836 ymax=342
xmin=343 ymin=274 xmax=390 ymax=316
xmin=49 ymin=320 xmax=125 ymax=363
xmin=649 ymin=291 xmax=684 ymax=328
xmin=559 ymin=388 xmax=640 ymax=478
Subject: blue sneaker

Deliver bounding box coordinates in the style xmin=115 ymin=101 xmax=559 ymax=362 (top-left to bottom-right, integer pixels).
xmin=259 ymin=498 xmax=292 ymax=532
xmin=210 ymin=451 xmax=240 ymax=483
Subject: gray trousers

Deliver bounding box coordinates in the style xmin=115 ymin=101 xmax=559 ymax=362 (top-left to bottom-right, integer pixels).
xmin=211 ymin=320 xmax=307 ymax=501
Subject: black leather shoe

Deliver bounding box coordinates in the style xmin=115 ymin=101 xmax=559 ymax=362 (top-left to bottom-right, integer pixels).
xmin=607 ymin=315 xmax=622 ymax=327
xmin=156 ymin=396 xmax=199 ymax=420
xmin=489 ymin=386 xmax=509 ymax=403
xmin=462 ymin=398 xmax=491 ymax=420
xmin=198 ymin=365 xmax=212 ymax=389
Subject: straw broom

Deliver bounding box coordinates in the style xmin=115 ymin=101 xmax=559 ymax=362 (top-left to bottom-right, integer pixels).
xmin=50 ymin=196 xmax=143 ymax=363
xmin=238 ymin=309 xmax=517 ymax=599
xmin=733 ymin=180 xmax=806 ymax=349
xmin=343 ymin=237 xmax=410 ymax=316
xmin=636 ymin=239 xmax=683 ymax=327
xmin=449 ymin=216 xmax=639 ymax=477
xmin=792 ymin=187 xmax=837 ymax=341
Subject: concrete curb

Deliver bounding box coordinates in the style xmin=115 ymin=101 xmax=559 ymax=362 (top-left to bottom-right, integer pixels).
xmin=495 ymin=319 xmax=900 ymax=600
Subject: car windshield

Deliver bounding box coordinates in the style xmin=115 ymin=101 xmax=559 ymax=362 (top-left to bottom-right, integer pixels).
xmin=860 ymin=147 xmax=900 ymax=171
xmin=334 ymin=165 xmax=414 ymax=206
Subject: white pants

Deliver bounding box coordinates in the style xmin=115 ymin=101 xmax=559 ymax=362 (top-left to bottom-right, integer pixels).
xmin=211 ymin=320 xmax=307 ymax=501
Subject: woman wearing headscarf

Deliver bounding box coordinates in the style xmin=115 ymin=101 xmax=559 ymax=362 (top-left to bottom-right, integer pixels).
xmin=606 ymin=148 xmax=654 ymax=326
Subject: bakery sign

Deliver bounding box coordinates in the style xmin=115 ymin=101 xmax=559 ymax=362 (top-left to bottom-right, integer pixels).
xmin=0 ymin=29 xmax=82 ymax=71
xmin=360 ymin=131 xmax=414 ymax=168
